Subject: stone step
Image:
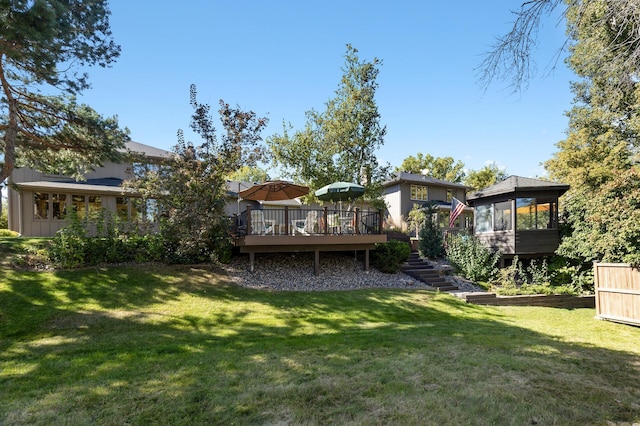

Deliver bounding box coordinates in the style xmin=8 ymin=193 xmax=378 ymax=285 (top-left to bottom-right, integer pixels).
xmin=434 ymin=285 xmax=460 ymax=292
xmin=407 ymin=273 xmax=444 ymax=281
xmin=401 ymin=267 xmax=439 ymax=275
xmin=403 ymin=254 xmax=459 ymax=292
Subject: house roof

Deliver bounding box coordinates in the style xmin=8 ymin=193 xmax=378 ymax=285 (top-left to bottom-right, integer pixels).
xmin=382 ymin=171 xmax=469 ymax=190
xmin=124 ymin=141 xmax=173 ymax=160
xmin=14 ymin=178 xmax=137 ymax=196
xmin=467 ymin=176 xmax=570 ymax=200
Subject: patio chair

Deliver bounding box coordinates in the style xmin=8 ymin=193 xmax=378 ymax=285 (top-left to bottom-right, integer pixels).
xmin=250 ymin=210 xmax=274 ymax=235
xmin=326 ymin=213 xmax=340 ymax=234
xmin=292 ymin=210 xmax=318 ymax=235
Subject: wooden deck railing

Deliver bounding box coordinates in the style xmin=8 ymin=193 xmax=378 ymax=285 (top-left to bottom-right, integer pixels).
xmin=232 ymin=206 xmax=384 ymax=237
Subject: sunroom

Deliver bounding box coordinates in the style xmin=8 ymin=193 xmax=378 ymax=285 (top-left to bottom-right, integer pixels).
xmin=466 ymin=176 xmax=569 ymax=264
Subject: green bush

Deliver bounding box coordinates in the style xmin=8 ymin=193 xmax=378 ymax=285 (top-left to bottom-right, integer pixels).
xmin=48 ymin=210 xmax=167 ymax=268
xmin=418 ymin=221 xmax=444 ymax=259
xmin=372 ymin=240 xmax=411 ymax=273
xmin=446 ymin=234 xmax=500 ymax=282
xmin=0 ymin=229 xmax=19 ymax=237
xmin=547 ymin=256 xmax=594 ymax=294
xmin=491 ymin=257 xmax=582 ymax=296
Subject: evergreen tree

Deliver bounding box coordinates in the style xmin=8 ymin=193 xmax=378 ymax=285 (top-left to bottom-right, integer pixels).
xmin=0 ymin=0 xmax=128 ymax=184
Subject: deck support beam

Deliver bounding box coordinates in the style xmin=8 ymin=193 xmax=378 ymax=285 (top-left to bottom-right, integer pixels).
xmin=365 ymin=249 xmax=370 ymax=272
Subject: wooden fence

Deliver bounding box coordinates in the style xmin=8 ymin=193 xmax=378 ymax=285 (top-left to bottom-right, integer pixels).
xmin=594 ymin=262 xmax=640 ymax=326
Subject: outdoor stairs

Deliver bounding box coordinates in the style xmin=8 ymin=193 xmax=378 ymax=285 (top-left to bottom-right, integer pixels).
xmin=401 ymin=253 xmax=459 ymax=292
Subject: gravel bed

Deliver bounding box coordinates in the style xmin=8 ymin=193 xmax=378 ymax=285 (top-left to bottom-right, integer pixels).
xmin=221 ymin=252 xmax=432 ymax=291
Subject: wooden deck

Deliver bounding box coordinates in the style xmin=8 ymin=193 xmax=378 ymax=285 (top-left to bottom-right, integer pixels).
xmin=232 ymin=206 xmax=387 ymax=274
xmin=235 ymin=234 xmax=388 ymax=275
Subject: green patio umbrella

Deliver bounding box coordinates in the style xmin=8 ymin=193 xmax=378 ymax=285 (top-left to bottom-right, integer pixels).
xmin=315 ymin=181 xmax=365 ymax=210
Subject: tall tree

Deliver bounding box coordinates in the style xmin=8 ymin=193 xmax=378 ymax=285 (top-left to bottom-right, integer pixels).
xmin=226 ymin=166 xmax=270 ymax=183
xmin=543 ymin=1 xmax=640 ymax=264
xmin=132 ymin=85 xmax=268 ymax=263
xmin=480 ymin=0 xmax=640 ymax=92
xmin=0 ymin=0 xmax=128 ymax=186
xmin=463 ymin=162 xmax=508 ymax=191
xmin=269 ymin=44 xmax=387 ymax=199
xmin=395 ymin=153 xmax=465 ymax=183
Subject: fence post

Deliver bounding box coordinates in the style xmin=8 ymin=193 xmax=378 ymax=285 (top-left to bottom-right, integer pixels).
xmin=284 ymin=206 xmax=289 ymax=235
xmin=322 ymin=206 xmax=328 ymax=234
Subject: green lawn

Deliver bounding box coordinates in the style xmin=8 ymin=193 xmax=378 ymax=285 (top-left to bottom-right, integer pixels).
xmin=1 ymin=249 xmax=640 ymax=424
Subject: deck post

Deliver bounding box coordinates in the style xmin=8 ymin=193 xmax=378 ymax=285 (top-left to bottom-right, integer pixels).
xmin=365 ymin=248 xmax=370 ymax=271
xmin=249 ymin=252 xmax=255 ymax=272
xmin=314 ymin=249 xmax=320 ymax=275
xmin=355 ymin=208 xmax=360 ymax=234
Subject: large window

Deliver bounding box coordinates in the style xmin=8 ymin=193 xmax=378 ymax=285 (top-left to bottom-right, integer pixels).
xmin=52 ymin=194 xmax=66 ymax=220
xmin=116 ymin=197 xmax=130 ymax=221
xmin=72 ymin=195 xmax=87 ymax=220
xmin=34 ymin=193 xmax=49 ymax=220
xmin=88 ymin=195 xmax=102 ymax=219
xmin=516 ymin=198 xmax=557 ymax=230
xmin=132 ymin=198 xmax=158 ymax=223
xmin=494 ymin=201 xmax=512 ymax=231
xmin=476 ymin=198 xmax=557 ymax=233
xmin=475 ymin=204 xmax=492 ymax=233
xmin=410 ymin=185 xmax=428 ymax=201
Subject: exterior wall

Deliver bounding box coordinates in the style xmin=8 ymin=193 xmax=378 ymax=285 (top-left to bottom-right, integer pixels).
xmin=9 ymin=160 xmax=141 ymax=237
xmin=382 ymin=180 xmax=469 ymax=232
xmin=382 ymin=183 xmax=402 ymax=226
xmin=11 ymin=161 xmax=131 ymax=185
xmin=515 ymin=229 xmax=559 ymax=255
xmin=11 ymin=188 xmax=156 ymax=237
xmin=8 ymin=185 xmax=19 ymax=232
xmin=476 ymin=230 xmax=516 ymax=254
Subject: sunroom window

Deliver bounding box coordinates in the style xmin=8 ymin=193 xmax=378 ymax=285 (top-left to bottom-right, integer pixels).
xmin=516 ymin=198 xmax=557 ymax=230
xmin=475 ymin=204 xmax=492 ymax=233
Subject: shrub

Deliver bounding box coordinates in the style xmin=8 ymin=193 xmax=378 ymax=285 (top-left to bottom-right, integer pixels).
xmin=446 ymin=234 xmax=500 ymax=282
xmin=48 ymin=209 xmax=169 ymax=268
xmin=417 ymin=204 xmax=444 ymax=258
xmin=372 ymin=240 xmax=411 ymax=273
xmin=491 ymin=257 xmax=582 ymax=296
xmin=548 ymin=256 xmax=594 ymax=294
xmin=0 ymin=229 xmax=19 ymax=237
xmin=0 ymin=211 xmax=7 ymax=229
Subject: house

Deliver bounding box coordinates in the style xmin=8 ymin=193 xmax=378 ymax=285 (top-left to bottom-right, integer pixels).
xmin=466 ymin=175 xmax=569 ymax=263
xmin=381 ymin=171 xmax=473 ymax=234
xmin=7 ymin=141 xmax=172 ymax=237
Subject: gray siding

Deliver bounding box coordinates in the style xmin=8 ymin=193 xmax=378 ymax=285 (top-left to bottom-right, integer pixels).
xmin=477 ymin=231 xmax=516 ymax=254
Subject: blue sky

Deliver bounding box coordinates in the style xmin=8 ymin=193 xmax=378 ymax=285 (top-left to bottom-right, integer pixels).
xmin=77 ymin=0 xmax=575 ymax=179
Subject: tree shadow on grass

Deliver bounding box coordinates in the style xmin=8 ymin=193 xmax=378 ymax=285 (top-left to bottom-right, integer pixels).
xmin=1 ymin=267 xmax=640 ymax=424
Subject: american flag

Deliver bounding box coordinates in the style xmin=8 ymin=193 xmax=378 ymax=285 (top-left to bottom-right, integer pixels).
xmin=449 ymin=197 xmax=466 ymax=228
